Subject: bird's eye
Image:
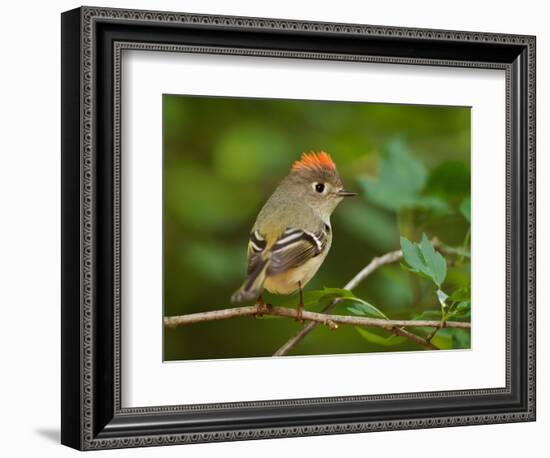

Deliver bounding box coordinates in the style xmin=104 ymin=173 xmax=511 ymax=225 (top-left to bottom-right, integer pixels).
xmin=314 ymin=183 xmax=325 ymax=193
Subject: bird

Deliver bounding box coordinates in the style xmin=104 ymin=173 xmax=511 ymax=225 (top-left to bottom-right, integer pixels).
xmin=230 ymin=151 xmax=356 ymax=321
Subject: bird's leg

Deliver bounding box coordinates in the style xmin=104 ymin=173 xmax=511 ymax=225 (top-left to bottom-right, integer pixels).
xmin=296 ymin=281 xmax=305 ymax=323
xmin=254 ymin=295 xmax=267 ymax=318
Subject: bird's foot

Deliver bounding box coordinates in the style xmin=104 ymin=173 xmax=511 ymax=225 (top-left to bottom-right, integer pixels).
xmin=295 ymin=303 xmax=305 ymax=323
xmin=254 ymin=297 xmax=270 ymax=318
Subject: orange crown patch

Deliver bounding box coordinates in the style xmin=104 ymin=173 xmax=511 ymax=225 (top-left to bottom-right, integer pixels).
xmin=292 ymin=151 xmax=336 ymax=173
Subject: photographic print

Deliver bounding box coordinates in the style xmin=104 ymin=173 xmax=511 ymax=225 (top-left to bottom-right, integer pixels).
xmin=163 ymin=95 xmax=472 ymax=361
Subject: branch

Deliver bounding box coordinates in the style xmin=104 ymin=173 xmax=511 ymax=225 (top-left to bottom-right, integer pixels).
xmin=164 ymin=305 xmax=469 ymax=333
xmin=343 ymin=249 xmax=404 ymax=290
xmin=163 ymin=241 xmax=470 ymax=355
xmin=389 ymin=327 xmax=438 ymax=350
xmin=273 ymin=248 xmax=404 ymax=356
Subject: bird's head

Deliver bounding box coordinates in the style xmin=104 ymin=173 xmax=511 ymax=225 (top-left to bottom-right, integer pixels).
xmin=287 ymin=151 xmax=356 ymax=216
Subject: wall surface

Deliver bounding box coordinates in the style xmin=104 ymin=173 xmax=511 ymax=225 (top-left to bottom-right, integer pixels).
xmin=0 ymin=0 xmax=545 ymax=456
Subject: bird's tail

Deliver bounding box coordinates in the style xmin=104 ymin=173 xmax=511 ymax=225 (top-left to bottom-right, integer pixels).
xmin=231 ymin=258 xmax=270 ymax=304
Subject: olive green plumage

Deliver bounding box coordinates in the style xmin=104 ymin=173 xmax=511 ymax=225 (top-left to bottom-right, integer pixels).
xmin=231 ymin=152 xmax=355 ymax=304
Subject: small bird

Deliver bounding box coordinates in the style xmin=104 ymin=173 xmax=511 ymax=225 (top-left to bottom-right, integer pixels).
xmin=231 ymin=151 xmax=356 ymax=320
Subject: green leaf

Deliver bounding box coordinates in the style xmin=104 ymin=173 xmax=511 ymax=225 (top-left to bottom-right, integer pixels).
xmin=413 ymin=310 xmax=443 ymax=320
xmin=456 ymin=300 xmax=471 ymax=312
xmin=419 ymin=233 xmax=447 ymax=287
xmin=347 ymin=305 xmax=366 ymax=315
xmin=400 ymin=233 xmax=447 ymax=287
xmin=460 ymin=196 xmax=471 ymax=223
xmin=358 ymin=139 xmax=427 ymax=211
xmin=399 ymin=262 xmax=435 ymax=283
xmin=285 ymin=287 xmax=354 ymax=310
xmin=400 ymin=236 xmax=425 ymax=272
xmin=289 ymin=287 xmax=389 ymax=320
xmin=346 ymin=299 xmax=389 ymax=320
xmin=449 ymin=285 xmax=471 ymax=303
xmin=450 ymin=300 xmax=471 ymax=319
xmin=355 ymin=327 xmax=407 ymax=346
xmin=282 ymin=287 xmax=372 ymax=313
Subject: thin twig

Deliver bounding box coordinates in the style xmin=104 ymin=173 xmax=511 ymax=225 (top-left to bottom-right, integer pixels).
xmin=273 ymin=249 xmax=404 ymax=356
xmin=164 ymin=305 xmax=470 ymax=332
xmin=433 ymin=236 xmax=471 ymax=259
xmin=390 ymin=327 xmax=438 ymax=350
xmin=345 ymin=249 xmax=404 ymax=290
xmin=425 ymin=320 xmax=447 ymax=344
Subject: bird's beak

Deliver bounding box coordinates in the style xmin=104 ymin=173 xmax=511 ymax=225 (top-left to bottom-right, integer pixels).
xmin=337 ymin=189 xmax=357 ymax=197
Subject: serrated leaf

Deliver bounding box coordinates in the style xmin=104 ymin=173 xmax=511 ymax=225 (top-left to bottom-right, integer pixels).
xmin=400 ymin=236 xmax=425 ymax=272
xmin=355 ymin=327 xmax=407 ymax=346
xmin=460 ymin=196 xmax=471 ymax=223
xmin=400 ymin=233 xmax=447 ymax=287
xmin=399 ymin=262 xmax=434 ymax=283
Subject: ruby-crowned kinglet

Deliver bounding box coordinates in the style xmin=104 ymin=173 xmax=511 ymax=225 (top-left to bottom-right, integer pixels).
xmin=231 ymin=151 xmax=356 ymax=318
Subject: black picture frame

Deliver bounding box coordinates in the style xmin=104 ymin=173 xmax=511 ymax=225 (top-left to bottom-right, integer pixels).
xmin=61 ymin=6 xmax=536 ymax=450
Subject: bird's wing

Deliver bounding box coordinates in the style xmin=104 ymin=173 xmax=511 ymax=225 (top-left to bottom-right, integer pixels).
xmin=266 ymin=227 xmax=329 ymax=275
xmin=246 ymin=230 xmax=268 ymax=275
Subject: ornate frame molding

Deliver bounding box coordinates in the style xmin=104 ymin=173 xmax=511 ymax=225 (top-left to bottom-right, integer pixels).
xmin=61 ymin=6 xmax=536 ymax=450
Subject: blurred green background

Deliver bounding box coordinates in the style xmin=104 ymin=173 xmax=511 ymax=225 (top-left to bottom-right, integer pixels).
xmin=163 ymin=95 xmax=471 ymax=361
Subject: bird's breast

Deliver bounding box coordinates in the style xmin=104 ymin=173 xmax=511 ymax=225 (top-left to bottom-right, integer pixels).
xmin=263 ymin=244 xmax=330 ymax=295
